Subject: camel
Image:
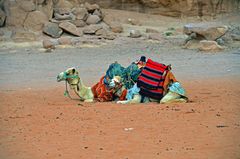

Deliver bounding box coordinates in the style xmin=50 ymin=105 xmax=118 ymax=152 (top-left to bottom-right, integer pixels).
xmin=57 ymin=67 xmax=187 ymax=104
xmin=57 ymin=67 xmax=94 ymax=102
xmin=116 ymin=71 xmax=188 ymax=104
xmin=57 ymin=67 xmax=125 ymax=102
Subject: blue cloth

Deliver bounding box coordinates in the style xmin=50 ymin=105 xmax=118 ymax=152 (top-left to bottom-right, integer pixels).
xmin=169 ymin=82 xmax=186 ymax=96
xmin=126 ymin=83 xmax=140 ymax=100
xmin=104 ymin=62 xmax=142 ymax=89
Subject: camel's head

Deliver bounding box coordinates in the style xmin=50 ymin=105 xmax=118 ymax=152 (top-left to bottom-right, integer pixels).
xmin=109 ymin=76 xmax=122 ymax=88
xmin=57 ymin=67 xmax=80 ymax=86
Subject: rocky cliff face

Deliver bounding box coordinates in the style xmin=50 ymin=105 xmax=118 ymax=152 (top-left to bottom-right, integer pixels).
xmin=0 ymin=0 xmax=239 ymax=28
xmin=71 ymin=0 xmax=239 ymax=17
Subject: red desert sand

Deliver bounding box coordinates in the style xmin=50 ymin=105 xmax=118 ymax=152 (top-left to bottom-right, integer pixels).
xmin=0 ymin=77 xmax=239 ymax=159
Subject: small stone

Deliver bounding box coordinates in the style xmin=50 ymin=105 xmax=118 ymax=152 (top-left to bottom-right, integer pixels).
xmin=102 ymin=33 xmax=116 ymax=40
xmin=93 ymin=9 xmax=103 ymax=19
xmin=109 ymin=22 xmax=123 ymax=33
xmin=54 ymin=12 xmax=75 ymax=20
xmin=43 ymin=39 xmax=56 ymax=49
xmin=231 ymin=34 xmax=240 ymax=41
xmin=83 ymin=24 xmax=102 ymax=34
xmin=73 ymin=7 xmax=88 ymax=21
xmin=58 ymin=37 xmax=72 ymax=45
xmin=146 ymin=28 xmax=159 ymax=33
xmin=86 ymin=15 xmax=101 ymax=25
xmin=127 ymin=18 xmax=141 ymax=25
xmin=216 ymin=38 xmax=224 ymax=45
xmin=85 ymin=2 xmax=99 ymax=13
xmin=95 ymin=28 xmax=107 ymax=36
xmin=71 ymin=20 xmax=86 ymax=27
xmin=148 ymin=33 xmax=162 ymax=41
xmin=129 ymin=30 xmax=141 ymax=38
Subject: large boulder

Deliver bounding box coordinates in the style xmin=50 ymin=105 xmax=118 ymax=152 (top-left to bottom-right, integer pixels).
xmin=43 ymin=22 xmax=63 ymax=38
xmin=0 ymin=8 xmax=6 ymax=27
xmin=24 ymin=11 xmax=48 ymax=32
xmin=6 ymin=6 xmax=28 ymax=27
xmin=184 ymin=23 xmax=228 ymax=41
xmin=59 ymin=21 xmax=82 ymax=36
xmin=199 ymin=40 xmax=224 ymax=51
xmin=19 ymin=0 xmax=36 ymax=12
xmin=86 ymin=15 xmax=101 ymax=25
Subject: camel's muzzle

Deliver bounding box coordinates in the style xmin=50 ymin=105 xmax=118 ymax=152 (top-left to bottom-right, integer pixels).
xmin=57 ymin=74 xmax=63 ymax=82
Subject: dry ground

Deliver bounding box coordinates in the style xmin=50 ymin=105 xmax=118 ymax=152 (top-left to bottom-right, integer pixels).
xmin=0 ymin=78 xmax=240 ymax=159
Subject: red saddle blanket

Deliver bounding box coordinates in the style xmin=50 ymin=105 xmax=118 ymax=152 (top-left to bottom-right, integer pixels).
xmin=91 ymin=76 xmax=127 ymax=102
xmin=137 ymin=59 xmax=168 ymax=100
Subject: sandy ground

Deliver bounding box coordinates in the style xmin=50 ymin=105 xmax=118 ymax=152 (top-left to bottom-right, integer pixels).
xmin=0 ymin=10 xmax=240 ymax=159
xmin=0 ymin=78 xmax=240 ymax=159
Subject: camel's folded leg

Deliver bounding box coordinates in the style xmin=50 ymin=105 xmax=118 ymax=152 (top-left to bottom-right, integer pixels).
xmin=160 ymin=91 xmax=188 ymax=104
xmin=117 ymin=100 xmax=130 ymax=104
xmin=84 ymin=99 xmax=94 ymax=102
xmin=117 ymin=94 xmax=142 ymax=104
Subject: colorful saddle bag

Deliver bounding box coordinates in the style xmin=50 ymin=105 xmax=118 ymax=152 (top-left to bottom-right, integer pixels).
xmin=137 ymin=59 xmax=168 ymax=100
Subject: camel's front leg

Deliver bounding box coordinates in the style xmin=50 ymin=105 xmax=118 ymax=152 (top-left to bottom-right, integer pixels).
xmin=160 ymin=92 xmax=188 ymax=104
xmin=84 ymin=99 xmax=94 ymax=102
xmin=117 ymin=94 xmax=142 ymax=104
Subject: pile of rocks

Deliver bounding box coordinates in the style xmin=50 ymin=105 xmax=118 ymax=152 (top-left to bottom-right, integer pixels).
xmin=183 ymin=23 xmax=228 ymax=51
xmin=42 ymin=2 xmax=124 ymax=42
xmin=44 ymin=2 xmax=105 ymax=37
xmin=183 ymin=23 xmax=240 ymax=51
xmin=0 ymin=0 xmax=125 ymax=46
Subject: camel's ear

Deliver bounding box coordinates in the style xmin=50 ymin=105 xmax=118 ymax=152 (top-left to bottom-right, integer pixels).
xmin=72 ymin=68 xmax=76 ymax=74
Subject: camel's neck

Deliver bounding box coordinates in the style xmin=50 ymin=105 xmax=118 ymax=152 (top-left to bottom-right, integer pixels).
xmin=72 ymin=78 xmax=92 ymax=100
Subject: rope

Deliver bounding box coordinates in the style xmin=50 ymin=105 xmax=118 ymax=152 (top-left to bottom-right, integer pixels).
xmin=64 ymin=80 xmax=82 ymax=101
